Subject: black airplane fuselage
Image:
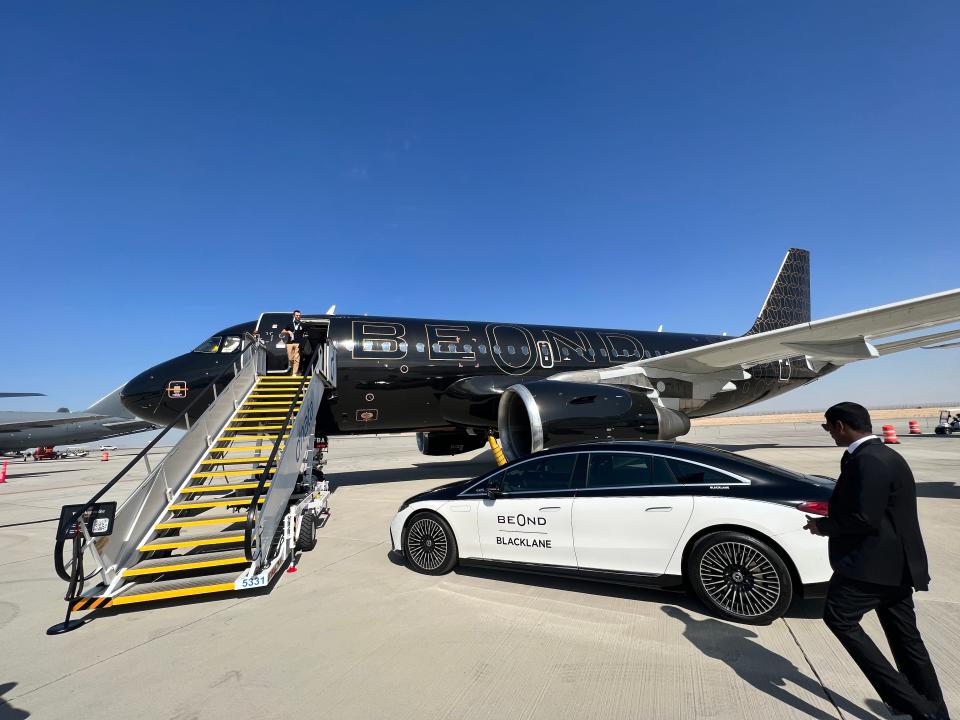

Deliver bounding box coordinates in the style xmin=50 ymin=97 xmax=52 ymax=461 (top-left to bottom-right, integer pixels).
xmin=119 ymin=313 xmax=830 ymax=434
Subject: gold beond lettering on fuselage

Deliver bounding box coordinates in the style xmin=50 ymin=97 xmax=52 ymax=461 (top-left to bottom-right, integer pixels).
xmin=425 ymin=323 xmax=476 ymax=362
xmin=351 ymin=321 xmax=407 ymax=360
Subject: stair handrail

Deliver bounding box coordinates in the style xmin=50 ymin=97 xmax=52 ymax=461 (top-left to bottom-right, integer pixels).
xmin=243 ymin=353 xmax=318 ymax=562
xmin=54 ymin=333 xmax=262 ymax=582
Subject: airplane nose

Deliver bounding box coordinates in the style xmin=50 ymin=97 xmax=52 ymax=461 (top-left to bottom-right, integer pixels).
xmin=120 ymin=367 xmax=165 ymax=419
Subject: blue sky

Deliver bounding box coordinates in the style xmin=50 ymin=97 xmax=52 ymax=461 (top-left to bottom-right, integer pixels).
xmin=2 ymin=2 xmax=958 ymax=416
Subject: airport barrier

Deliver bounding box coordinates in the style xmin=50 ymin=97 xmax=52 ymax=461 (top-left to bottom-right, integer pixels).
xmin=882 ymin=425 xmax=900 ymax=444
xmin=909 ymin=420 xmax=922 ymax=435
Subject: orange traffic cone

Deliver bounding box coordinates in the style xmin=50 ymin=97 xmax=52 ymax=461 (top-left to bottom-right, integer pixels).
xmin=908 ymin=420 xmax=921 ymax=435
xmin=100 ymin=451 xmax=109 ymax=461
xmin=882 ymin=425 xmax=900 ymax=444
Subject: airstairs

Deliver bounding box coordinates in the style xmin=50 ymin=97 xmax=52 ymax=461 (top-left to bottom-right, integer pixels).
xmin=53 ymin=336 xmax=334 ymax=619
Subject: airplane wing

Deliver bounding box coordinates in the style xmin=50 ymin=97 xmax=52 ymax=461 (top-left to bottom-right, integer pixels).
xmin=624 ymin=288 xmax=960 ymax=375
xmin=0 ymin=412 xmax=109 ymax=431
xmin=552 ymin=289 xmax=960 ymax=399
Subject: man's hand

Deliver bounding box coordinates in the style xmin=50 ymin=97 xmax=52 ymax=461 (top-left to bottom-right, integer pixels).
xmin=803 ymin=516 xmax=825 ymax=536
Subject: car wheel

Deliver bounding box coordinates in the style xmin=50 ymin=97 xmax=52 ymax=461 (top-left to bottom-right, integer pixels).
xmin=403 ymin=512 xmax=458 ymax=575
xmin=687 ymin=531 xmax=793 ymax=624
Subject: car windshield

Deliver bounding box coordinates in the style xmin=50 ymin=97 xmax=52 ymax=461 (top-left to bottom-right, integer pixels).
xmin=193 ymin=336 xmax=222 ymax=353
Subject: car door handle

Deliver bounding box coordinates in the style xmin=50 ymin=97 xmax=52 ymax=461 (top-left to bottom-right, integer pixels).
xmin=645 ymin=506 xmax=672 ymax=512
xmin=539 ymin=506 xmax=562 ymax=512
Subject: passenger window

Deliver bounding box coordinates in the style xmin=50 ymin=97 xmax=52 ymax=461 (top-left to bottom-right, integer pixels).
xmin=521 ymin=346 xmax=529 ymax=355
xmin=464 ymin=344 xmax=473 ymax=352
xmin=478 ymin=344 xmax=487 ymax=354
xmin=416 ymin=343 xmax=425 ymax=353
xmin=587 ymin=453 xmax=654 ymax=489
xmin=501 ymin=455 xmax=577 ymax=493
xmin=507 ymin=345 xmax=516 ymax=355
xmin=663 ymin=458 xmax=738 ymax=485
xmin=193 ymin=336 xmax=222 ymax=353
xmin=220 ymin=336 xmax=241 ymax=353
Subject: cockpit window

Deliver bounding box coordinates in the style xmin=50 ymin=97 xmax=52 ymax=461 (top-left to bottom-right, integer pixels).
xmin=220 ymin=336 xmax=241 ymax=353
xmin=193 ymin=336 xmax=222 ymax=353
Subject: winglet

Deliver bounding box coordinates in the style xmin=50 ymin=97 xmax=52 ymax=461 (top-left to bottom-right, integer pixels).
xmin=745 ymin=248 xmax=810 ymax=335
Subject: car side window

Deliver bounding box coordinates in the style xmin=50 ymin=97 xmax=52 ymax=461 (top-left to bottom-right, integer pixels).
xmin=663 ymin=457 xmax=739 ymax=485
xmin=501 ymin=455 xmax=577 ymax=493
xmin=587 ymin=453 xmax=654 ymax=488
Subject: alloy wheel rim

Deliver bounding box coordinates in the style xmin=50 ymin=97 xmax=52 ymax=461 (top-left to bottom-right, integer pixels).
xmin=407 ymin=518 xmax=449 ymax=571
xmin=699 ymin=541 xmax=781 ymax=617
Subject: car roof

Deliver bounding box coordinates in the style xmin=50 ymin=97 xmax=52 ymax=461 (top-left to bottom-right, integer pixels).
xmin=530 ymin=440 xmax=806 ymax=483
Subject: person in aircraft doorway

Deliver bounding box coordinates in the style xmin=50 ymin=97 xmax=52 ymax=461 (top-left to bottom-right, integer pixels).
xmin=280 ymin=309 xmax=307 ymax=375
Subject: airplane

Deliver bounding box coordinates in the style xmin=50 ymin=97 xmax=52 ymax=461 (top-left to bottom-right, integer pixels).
xmin=119 ymin=248 xmax=960 ymax=461
xmin=0 ymin=386 xmax=159 ymax=453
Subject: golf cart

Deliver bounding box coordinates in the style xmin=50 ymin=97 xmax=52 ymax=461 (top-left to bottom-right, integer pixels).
xmin=934 ymin=409 xmax=960 ymax=435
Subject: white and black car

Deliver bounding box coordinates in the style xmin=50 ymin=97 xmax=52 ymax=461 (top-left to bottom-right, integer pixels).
xmin=390 ymin=442 xmax=834 ymax=624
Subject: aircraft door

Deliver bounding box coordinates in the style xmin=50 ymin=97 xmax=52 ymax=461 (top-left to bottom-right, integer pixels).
xmin=537 ymin=341 xmax=554 ymax=369
xmin=256 ymin=313 xmax=295 ymax=373
xmin=778 ymin=359 xmax=792 ymax=382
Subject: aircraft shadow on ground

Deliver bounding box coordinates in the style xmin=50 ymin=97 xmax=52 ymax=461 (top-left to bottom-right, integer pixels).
xmin=5 ymin=468 xmax=86 ymax=480
xmin=0 ymin=682 xmax=30 ymax=720
xmin=662 ymin=606 xmax=882 ymax=720
xmin=326 ymin=457 xmax=494 ymax=490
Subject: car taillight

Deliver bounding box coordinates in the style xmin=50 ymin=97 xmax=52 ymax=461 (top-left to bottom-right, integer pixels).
xmin=798 ymin=501 xmax=829 ymax=516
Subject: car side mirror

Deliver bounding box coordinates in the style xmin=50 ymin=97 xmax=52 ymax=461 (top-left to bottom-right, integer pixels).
xmin=486 ymin=486 xmax=501 ymax=500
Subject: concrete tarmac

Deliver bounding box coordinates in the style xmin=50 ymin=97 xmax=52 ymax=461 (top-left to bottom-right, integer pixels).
xmin=0 ymin=423 xmax=957 ymax=719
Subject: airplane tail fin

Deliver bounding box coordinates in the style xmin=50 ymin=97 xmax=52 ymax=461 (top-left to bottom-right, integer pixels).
xmin=745 ymin=248 xmax=810 ymax=335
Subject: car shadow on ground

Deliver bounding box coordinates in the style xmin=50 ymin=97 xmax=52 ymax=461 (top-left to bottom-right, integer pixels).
xmin=915 ymin=481 xmax=960 ymax=500
xmin=0 ymin=682 xmax=30 ymax=719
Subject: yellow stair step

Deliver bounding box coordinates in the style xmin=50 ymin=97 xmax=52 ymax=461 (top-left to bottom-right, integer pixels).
xmin=224 ymin=425 xmax=291 ymax=431
xmin=242 ymin=401 xmax=303 ymax=406
xmin=206 ymin=445 xmax=284 ymax=453
xmin=155 ymin=515 xmax=243 ymax=530
xmin=139 ymin=533 xmax=245 ymax=552
xmin=179 ymin=481 xmax=268 ymax=493
xmin=122 ymin=552 xmax=248 ymax=577
xmin=215 ymin=434 xmax=290 ymax=441
xmin=198 ymin=457 xmax=270 ymax=465
xmin=229 ymin=415 xmax=291 ymax=421
xmin=191 ymin=468 xmax=276 ymax=478
xmin=169 ymin=497 xmax=265 ymax=510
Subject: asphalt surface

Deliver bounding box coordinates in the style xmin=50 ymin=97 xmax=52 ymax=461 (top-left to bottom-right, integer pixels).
xmin=0 ymin=420 xmax=957 ymax=719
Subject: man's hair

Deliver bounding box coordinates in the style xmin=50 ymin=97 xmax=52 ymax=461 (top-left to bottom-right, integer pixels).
xmin=824 ymin=402 xmax=873 ymax=433
xmin=293 ymin=309 xmax=301 ymax=314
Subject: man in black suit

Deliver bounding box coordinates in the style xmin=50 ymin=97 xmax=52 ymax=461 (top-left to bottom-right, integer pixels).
xmin=804 ymin=402 xmax=948 ymax=720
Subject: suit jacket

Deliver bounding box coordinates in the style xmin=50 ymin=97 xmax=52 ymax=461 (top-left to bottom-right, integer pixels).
xmin=283 ymin=320 xmax=309 ymax=348
xmin=816 ymin=438 xmax=930 ymax=590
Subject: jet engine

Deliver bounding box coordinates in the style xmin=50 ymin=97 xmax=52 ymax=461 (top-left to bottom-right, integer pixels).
xmin=416 ymin=429 xmax=487 ymax=456
xmin=497 ymin=380 xmax=691 ymax=460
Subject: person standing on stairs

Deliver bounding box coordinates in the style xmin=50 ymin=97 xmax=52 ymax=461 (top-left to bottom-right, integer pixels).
xmin=280 ymin=309 xmax=307 ymax=376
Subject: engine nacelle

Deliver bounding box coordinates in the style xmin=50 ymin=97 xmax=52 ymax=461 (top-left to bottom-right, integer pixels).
xmin=416 ymin=429 xmax=487 ymax=456
xmin=497 ymin=380 xmax=691 ymax=460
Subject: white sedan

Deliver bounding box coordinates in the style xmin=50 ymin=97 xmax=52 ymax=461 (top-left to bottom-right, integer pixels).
xmin=390 ymin=441 xmax=833 ymax=623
